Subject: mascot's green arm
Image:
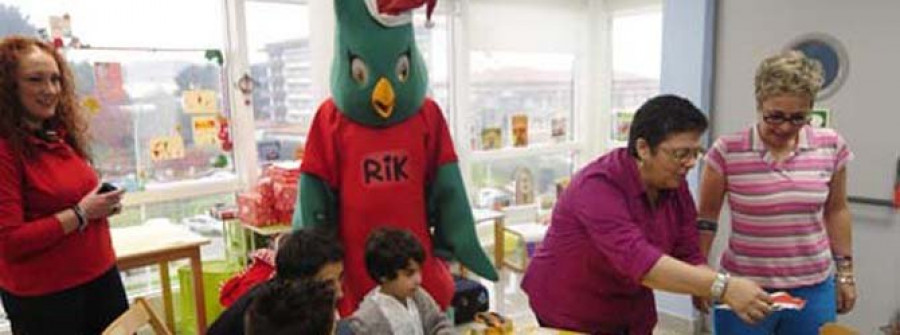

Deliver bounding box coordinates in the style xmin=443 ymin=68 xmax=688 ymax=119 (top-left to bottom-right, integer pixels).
xmin=429 ymin=162 xmax=499 ymax=281
xmin=292 ymin=173 xmax=338 ymax=230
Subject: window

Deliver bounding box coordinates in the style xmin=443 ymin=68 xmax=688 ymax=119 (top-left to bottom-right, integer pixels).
xmin=414 ymin=12 xmax=452 ymax=119
xmin=609 ymin=7 xmax=662 ymax=147
xmin=1 ymin=0 xmax=233 ymax=328
xmin=3 ymin=0 xmax=239 ymax=200
xmin=468 ymin=51 xmax=576 ymax=150
xmin=4 ymin=0 xmax=224 ymax=49
xmin=65 ymin=49 xmax=237 ymax=192
xmin=463 ymin=0 xmax=588 ymax=210
xmin=246 ymin=1 xmax=313 ymax=165
xmin=245 ymin=0 xmax=451 ymax=164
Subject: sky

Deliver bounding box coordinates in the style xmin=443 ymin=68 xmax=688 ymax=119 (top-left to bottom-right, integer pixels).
xmin=8 ymin=0 xmax=225 ymax=49
xmin=612 ymin=10 xmax=663 ymax=79
xmin=4 ymin=0 xmax=660 ymax=79
xmin=5 ymin=0 xmax=311 ymax=62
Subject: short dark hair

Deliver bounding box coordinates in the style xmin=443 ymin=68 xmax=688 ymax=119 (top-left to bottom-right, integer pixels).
xmin=276 ymin=227 xmax=344 ymax=279
xmin=364 ymin=228 xmax=425 ymax=283
xmin=626 ymin=94 xmax=708 ymax=158
xmin=245 ymin=278 xmax=336 ymax=335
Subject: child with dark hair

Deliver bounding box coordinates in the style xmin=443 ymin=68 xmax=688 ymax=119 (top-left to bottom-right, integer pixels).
xmin=245 ymin=278 xmax=338 ymax=335
xmin=345 ymin=227 xmax=453 ymax=334
xmin=210 ymin=227 xmax=345 ymax=335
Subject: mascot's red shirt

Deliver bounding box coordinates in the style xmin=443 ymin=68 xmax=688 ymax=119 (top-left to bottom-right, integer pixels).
xmin=301 ymin=98 xmax=456 ymax=314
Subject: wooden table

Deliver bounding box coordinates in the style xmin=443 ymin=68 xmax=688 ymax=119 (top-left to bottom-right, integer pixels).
xmin=241 ymin=223 xmax=292 ymax=252
xmin=112 ymin=223 xmax=210 ymax=335
xmin=457 ymin=322 xmax=585 ymax=334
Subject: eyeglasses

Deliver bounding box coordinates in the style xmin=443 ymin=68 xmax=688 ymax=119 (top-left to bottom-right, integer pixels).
xmin=762 ymin=112 xmax=811 ymax=126
xmin=658 ymin=147 xmax=705 ymax=163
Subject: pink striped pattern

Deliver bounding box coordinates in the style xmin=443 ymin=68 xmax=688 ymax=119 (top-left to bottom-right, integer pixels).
xmin=707 ymin=125 xmax=853 ymax=288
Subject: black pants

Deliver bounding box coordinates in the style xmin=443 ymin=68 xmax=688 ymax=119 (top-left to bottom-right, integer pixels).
xmin=1 ymin=266 xmax=128 ymax=335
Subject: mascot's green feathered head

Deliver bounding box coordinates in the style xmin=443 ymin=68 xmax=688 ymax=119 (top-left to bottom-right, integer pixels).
xmin=332 ymin=0 xmax=436 ymax=127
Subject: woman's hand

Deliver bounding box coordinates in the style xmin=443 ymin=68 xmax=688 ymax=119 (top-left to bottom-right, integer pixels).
xmin=836 ymin=279 xmax=857 ymax=314
xmin=78 ymin=185 xmax=125 ymax=220
xmin=722 ymin=276 xmax=773 ymax=324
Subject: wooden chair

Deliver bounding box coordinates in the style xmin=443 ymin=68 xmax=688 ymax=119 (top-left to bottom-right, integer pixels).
xmin=501 ymin=203 xmax=547 ymax=271
xmin=103 ymin=297 xmax=173 ymax=335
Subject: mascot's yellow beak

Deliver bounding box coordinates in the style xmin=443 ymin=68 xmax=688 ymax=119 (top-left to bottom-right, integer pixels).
xmin=371 ymin=77 xmax=395 ymax=119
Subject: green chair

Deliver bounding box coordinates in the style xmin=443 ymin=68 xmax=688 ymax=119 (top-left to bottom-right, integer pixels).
xmin=175 ymin=260 xmax=241 ymax=335
xmin=224 ymin=220 xmax=249 ymax=267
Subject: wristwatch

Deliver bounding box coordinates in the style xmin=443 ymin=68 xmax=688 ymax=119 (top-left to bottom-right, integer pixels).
xmin=72 ymin=205 xmax=88 ymax=233
xmin=710 ymin=271 xmax=730 ymax=302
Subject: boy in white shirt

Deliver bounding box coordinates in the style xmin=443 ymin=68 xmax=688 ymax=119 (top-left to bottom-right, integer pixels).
xmin=345 ymin=228 xmax=454 ymax=335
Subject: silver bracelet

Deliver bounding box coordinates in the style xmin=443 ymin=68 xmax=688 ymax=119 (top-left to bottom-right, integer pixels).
xmin=72 ymin=205 xmax=87 ymax=233
xmin=710 ymin=271 xmax=730 ymax=302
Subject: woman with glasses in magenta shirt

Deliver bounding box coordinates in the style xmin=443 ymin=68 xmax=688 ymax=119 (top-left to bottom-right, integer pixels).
xmin=697 ymin=51 xmax=855 ymax=335
xmin=522 ymin=95 xmax=773 ymax=334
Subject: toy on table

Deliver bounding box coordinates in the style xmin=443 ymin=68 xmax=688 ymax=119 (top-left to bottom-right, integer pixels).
xmin=716 ymin=291 xmax=806 ymax=311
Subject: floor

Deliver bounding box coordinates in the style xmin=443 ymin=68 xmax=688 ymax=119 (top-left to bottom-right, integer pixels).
xmin=453 ymin=267 xmax=696 ymax=334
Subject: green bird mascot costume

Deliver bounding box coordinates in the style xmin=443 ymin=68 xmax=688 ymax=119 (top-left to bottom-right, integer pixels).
xmin=292 ymin=0 xmax=498 ymax=315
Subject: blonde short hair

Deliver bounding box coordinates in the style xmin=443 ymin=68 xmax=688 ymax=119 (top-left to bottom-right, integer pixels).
xmin=754 ymin=50 xmax=824 ymax=108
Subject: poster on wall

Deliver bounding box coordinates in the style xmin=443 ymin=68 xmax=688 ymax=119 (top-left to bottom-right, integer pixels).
xmin=810 ymin=109 xmax=830 ymax=128
xmin=191 ymin=116 xmax=219 ymax=147
xmin=183 ymin=90 xmax=218 ymax=114
xmin=612 ymin=110 xmax=635 ymax=143
xmin=93 ymin=62 xmax=127 ymax=103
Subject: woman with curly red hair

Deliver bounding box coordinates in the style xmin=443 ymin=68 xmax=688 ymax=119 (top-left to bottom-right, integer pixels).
xmin=0 ymin=35 xmax=127 ymax=334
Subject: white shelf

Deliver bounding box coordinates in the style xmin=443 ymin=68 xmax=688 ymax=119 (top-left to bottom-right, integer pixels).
xmin=467 ymin=142 xmax=582 ymax=163
xmin=122 ymin=176 xmax=243 ymax=207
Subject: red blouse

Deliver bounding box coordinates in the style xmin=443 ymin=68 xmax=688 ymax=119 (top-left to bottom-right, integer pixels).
xmin=0 ymin=134 xmax=116 ymax=296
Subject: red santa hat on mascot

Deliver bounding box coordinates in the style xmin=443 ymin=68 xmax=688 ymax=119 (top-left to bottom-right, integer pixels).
xmin=363 ymin=0 xmax=437 ymax=27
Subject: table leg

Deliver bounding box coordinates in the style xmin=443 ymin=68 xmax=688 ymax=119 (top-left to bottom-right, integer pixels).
xmin=494 ymin=217 xmax=504 ymax=269
xmin=222 ymin=220 xmax=231 ymax=262
xmin=189 ymin=250 xmax=208 ymax=335
xmin=158 ymin=261 xmax=175 ymax=332
xmin=248 ymin=228 xmax=257 ymax=252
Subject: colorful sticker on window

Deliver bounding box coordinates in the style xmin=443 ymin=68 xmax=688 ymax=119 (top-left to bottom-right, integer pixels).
xmin=182 ymin=89 xmax=217 ymax=114
xmin=191 ymin=116 xmax=219 ymax=147
xmin=149 ymin=135 xmax=186 ymax=161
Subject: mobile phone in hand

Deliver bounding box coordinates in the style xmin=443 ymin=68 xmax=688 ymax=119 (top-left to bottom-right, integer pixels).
xmin=98 ymin=182 xmax=118 ymax=194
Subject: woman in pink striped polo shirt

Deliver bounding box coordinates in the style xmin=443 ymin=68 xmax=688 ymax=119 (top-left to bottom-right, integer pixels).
xmin=698 ymin=51 xmax=856 ymax=335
